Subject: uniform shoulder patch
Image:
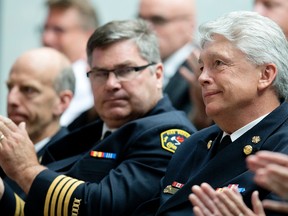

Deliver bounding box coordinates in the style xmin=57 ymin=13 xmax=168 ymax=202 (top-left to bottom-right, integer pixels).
xmin=160 ymin=129 xmax=191 ymax=153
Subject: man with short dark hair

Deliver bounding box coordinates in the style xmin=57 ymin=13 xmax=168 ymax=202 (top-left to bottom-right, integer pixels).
xmin=42 ymin=0 xmax=99 ymax=128
xmin=138 ymin=0 xmax=197 ymax=115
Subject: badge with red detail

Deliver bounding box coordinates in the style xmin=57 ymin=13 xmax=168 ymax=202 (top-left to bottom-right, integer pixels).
xmin=160 ymin=129 xmax=191 ymax=153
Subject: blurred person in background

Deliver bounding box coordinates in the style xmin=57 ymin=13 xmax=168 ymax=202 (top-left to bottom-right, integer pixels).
xmin=138 ymin=0 xmax=198 ymax=116
xmin=42 ymin=0 xmax=99 ymax=129
xmin=6 ymin=47 xmax=74 ymax=159
xmin=254 ymin=0 xmax=288 ymax=38
xmin=2 ymin=47 xmax=75 ymax=198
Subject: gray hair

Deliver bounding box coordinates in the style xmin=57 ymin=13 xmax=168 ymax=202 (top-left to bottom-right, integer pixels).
xmin=53 ymin=66 xmax=75 ymax=94
xmin=86 ymin=19 xmax=161 ymax=67
xmin=199 ymin=11 xmax=288 ymax=100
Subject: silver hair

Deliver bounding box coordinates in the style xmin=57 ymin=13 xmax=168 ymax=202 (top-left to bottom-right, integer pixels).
xmin=53 ymin=66 xmax=75 ymax=94
xmin=86 ymin=19 xmax=161 ymax=68
xmin=199 ymin=11 xmax=288 ymax=100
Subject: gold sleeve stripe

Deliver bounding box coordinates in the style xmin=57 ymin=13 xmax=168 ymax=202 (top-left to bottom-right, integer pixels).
xmin=43 ymin=174 xmax=84 ymax=216
xmin=14 ymin=193 xmax=25 ymax=216
xmin=44 ymin=175 xmax=66 ymax=215
xmin=63 ymin=180 xmax=84 ymax=216
xmin=57 ymin=178 xmax=83 ymax=215
xmin=50 ymin=177 xmax=74 ymax=216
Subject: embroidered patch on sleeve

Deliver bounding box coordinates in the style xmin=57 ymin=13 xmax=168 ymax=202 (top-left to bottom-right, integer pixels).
xmin=160 ymin=129 xmax=191 ymax=153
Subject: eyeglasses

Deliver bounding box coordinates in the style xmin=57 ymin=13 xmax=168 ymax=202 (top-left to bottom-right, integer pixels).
xmin=87 ymin=62 xmax=156 ymax=83
xmin=41 ymin=25 xmax=80 ymax=35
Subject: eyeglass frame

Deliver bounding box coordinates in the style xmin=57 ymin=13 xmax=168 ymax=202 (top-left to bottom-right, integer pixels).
xmin=41 ymin=25 xmax=81 ymax=36
xmin=86 ymin=62 xmax=157 ymax=83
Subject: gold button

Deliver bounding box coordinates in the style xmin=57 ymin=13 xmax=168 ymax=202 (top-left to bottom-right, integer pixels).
xmin=243 ymin=145 xmax=253 ymax=155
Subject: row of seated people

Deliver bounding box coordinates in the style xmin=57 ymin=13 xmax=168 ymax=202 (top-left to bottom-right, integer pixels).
xmin=1 ymin=0 xmax=288 ymax=215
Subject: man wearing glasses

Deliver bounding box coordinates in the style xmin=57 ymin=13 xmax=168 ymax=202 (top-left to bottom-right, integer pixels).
xmin=42 ymin=0 xmax=99 ymax=129
xmin=138 ymin=0 xmax=197 ymax=116
xmin=0 ymin=19 xmax=196 ymax=215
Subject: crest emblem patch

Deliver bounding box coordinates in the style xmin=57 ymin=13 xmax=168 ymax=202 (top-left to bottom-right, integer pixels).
xmin=161 ymin=129 xmax=191 ymax=153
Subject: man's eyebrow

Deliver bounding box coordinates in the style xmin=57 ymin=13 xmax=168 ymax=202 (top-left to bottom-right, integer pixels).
xmin=91 ymin=62 xmax=136 ymax=71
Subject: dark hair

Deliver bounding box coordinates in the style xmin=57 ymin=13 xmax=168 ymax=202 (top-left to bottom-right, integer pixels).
xmin=87 ymin=19 xmax=161 ymax=66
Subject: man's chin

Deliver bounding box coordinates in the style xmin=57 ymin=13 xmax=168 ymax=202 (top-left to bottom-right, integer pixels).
xmin=106 ymin=112 xmax=127 ymax=120
xmin=104 ymin=99 xmax=127 ymax=108
xmin=102 ymin=110 xmax=130 ymax=121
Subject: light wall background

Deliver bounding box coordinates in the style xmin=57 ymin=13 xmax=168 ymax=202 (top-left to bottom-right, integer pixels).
xmin=0 ymin=0 xmax=253 ymax=116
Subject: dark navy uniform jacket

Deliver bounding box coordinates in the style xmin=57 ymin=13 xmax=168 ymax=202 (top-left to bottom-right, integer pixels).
xmin=0 ymin=96 xmax=196 ymax=216
xmin=164 ymin=60 xmax=191 ymax=114
xmin=37 ymin=127 xmax=70 ymax=159
xmin=133 ymin=102 xmax=288 ymax=216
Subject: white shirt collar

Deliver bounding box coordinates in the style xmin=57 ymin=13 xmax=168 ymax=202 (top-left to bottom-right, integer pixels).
xmin=223 ymin=113 xmax=269 ymax=142
xmin=163 ymin=43 xmax=197 ymax=87
xmin=101 ymin=123 xmax=117 ymax=139
xmin=34 ymin=137 xmax=51 ymax=153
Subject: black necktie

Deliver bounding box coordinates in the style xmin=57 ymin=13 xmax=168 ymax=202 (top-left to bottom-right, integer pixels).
xmin=217 ymin=135 xmax=232 ymax=152
xmin=103 ymin=131 xmax=112 ymax=139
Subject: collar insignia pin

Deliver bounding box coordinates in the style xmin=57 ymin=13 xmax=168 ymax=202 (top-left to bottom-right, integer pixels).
xmin=252 ymin=136 xmax=261 ymax=144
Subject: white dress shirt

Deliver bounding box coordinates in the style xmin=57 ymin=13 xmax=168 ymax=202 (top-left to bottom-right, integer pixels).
xmin=163 ymin=43 xmax=196 ymax=88
xmin=34 ymin=137 xmax=51 ymax=153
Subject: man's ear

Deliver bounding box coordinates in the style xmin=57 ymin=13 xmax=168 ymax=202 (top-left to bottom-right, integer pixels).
xmin=258 ymin=63 xmax=277 ymax=91
xmin=54 ymin=90 xmax=74 ymax=116
xmin=155 ymin=63 xmax=164 ymax=89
